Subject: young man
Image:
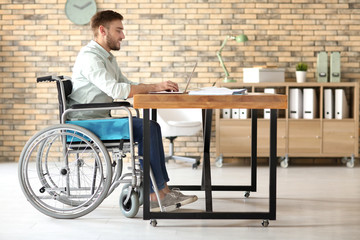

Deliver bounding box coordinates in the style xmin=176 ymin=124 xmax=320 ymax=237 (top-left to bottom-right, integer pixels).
xmin=67 ymin=10 xmax=197 ymax=211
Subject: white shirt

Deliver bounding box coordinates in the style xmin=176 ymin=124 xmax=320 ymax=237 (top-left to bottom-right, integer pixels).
xmin=67 ymin=40 xmax=139 ymax=119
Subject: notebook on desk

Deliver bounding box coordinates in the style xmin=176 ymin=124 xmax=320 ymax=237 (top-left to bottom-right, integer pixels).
xmin=149 ymin=62 xmax=197 ymax=94
xmin=188 ymin=87 xmax=247 ymax=95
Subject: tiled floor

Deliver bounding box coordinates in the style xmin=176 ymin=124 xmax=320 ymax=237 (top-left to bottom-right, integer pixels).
xmin=1 ymin=161 xmax=360 ymax=240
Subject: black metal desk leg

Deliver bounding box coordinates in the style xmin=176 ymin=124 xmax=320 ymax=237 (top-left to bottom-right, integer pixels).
xmin=269 ymin=109 xmax=277 ymax=220
xmin=201 ymin=108 xmax=206 ymax=190
xmin=201 ymin=109 xmax=213 ymax=212
xmin=251 ymin=109 xmax=258 ymax=191
xmin=151 ymin=109 xmax=157 ymax=121
xmin=143 ymin=109 xmax=151 ymax=220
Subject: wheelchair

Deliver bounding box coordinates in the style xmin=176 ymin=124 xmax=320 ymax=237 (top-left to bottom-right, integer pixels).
xmin=18 ymin=75 xmax=160 ymax=219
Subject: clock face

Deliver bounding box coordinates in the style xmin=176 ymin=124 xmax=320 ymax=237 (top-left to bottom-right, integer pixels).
xmin=65 ymin=0 xmax=97 ymax=25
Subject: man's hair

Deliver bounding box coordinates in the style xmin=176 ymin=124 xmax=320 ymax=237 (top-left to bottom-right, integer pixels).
xmin=91 ymin=10 xmax=123 ymax=36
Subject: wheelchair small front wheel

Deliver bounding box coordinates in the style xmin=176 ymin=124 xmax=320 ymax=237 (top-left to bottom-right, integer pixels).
xmin=119 ymin=187 xmax=139 ymax=218
xmin=137 ymin=184 xmax=144 ymax=206
xmin=121 ymin=183 xmax=143 ymax=206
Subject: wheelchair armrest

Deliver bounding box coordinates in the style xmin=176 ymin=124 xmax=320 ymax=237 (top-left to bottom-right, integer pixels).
xmin=70 ymin=102 xmax=131 ymax=109
xmin=36 ymin=75 xmax=69 ymax=83
xmin=62 ymin=101 xmax=136 ymax=123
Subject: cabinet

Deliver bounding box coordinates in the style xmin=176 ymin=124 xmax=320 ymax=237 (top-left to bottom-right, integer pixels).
xmin=215 ymin=82 xmax=359 ymax=167
xmin=288 ymin=120 xmax=321 ymax=154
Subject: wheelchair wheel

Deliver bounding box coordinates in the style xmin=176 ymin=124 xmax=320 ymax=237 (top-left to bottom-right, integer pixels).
xmin=137 ymin=183 xmax=144 ymax=206
xmin=119 ymin=184 xmax=140 ymax=218
xmin=18 ymin=124 xmax=112 ymax=219
xmin=121 ymin=182 xmax=143 ymax=206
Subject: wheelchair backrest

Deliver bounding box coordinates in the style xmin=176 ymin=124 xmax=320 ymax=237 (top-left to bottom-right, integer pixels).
xmin=56 ymin=79 xmax=72 ymax=119
xmin=37 ymin=75 xmax=72 ymax=122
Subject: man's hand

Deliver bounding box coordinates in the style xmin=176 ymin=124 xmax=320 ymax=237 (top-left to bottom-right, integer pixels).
xmin=128 ymin=81 xmax=179 ymax=97
xmin=158 ymin=80 xmax=179 ymax=92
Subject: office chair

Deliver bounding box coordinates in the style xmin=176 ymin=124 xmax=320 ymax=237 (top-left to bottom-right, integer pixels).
xmin=157 ymin=109 xmax=202 ymax=169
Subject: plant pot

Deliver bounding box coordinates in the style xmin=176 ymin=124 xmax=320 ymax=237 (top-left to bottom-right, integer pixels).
xmin=296 ymin=71 xmax=306 ymax=83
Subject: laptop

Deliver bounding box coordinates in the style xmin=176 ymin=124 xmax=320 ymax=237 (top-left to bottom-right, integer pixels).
xmin=150 ymin=62 xmax=197 ymax=94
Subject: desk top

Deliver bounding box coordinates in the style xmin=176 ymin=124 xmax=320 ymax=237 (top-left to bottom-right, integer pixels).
xmin=133 ymin=93 xmax=287 ymax=109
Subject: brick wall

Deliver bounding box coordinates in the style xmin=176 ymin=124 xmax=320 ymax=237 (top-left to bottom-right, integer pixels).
xmin=1 ymin=0 xmax=360 ymax=162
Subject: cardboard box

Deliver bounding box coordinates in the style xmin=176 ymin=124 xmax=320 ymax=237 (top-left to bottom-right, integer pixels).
xmin=243 ymin=68 xmax=285 ymax=83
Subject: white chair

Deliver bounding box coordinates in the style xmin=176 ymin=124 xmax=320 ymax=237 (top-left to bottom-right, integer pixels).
xmin=157 ymin=109 xmax=202 ymax=169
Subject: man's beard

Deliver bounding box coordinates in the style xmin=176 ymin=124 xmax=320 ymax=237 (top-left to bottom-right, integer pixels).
xmin=106 ymin=33 xmax=120 ymax=51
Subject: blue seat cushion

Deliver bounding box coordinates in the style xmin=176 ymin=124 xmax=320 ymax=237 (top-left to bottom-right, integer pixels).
xmin=66 ymin=118 xmax=130 ymax=141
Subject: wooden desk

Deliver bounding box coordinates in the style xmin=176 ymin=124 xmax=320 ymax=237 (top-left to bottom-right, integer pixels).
xmin=133 ymin=93 xmax=287 ymax=109
xmin=133 ymin=93 xmax=287 ymax=226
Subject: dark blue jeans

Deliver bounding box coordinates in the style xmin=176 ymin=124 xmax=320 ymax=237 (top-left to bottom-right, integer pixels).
xmin=131 ymin=117 xmax=169 ymax=193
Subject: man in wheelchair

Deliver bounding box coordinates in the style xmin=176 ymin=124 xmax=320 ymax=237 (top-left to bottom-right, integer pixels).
xmin=67 ymin=10 xmax=198 ymax=212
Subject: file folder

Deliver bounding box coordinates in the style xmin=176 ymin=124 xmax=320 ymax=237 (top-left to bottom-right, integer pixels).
xmin=335 ymin=89 xmax=349 ymax=119
xmin=303 ymin=88 xmax=318 ymax=119
xmin=231 ymin=109 xmax=240 ymax=119
xmin=239 ymin=109 xmax=250 ymax=119
xmin=222 ymin=109 xmax=231 ymax=119
xmin=330 ymin=52 xmax=341 ymax=82
xmin=324 ymin=88 xmax=334 ymax=119
xmin=317 ymin=51 xmax=328 ymax=82
xmin=289 ymin=88 xmax=303 ymax=119
xmin=264 ymin=88 xmax=277 ymax=119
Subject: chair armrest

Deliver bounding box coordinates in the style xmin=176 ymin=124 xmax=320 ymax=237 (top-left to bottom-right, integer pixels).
xmin=70 ymin=102 xmax=131 ymax=109
xmin=62 ymin=101 xmax=138 ymax=123
xmin=36 ymin=75 xmax=68 ymax=83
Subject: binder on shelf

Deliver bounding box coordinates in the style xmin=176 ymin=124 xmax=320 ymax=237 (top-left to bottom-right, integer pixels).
xmin=231 ymin=109 xmax=240 ymax=119
xmin=317 ymin=51 xmax=328 ymax=82
xmin=222 ymin=109 xmax=231 ymax=119
xmin=324 ymin=88 xmax=334 ymax=119
xmin=264 ymin=109 xmax=271 ymax=119
xmin=330 ymin=52 xmax=341 ymax=82
xmin=303 ymin=88 xmax=318 ymax=119
xmin=335 ymin=89 xmax=349 ymax=119
xmin=240 ymin=109 xmax=250 ymax=119
xmin=289 ymin=88 xmax=303 ymax=119
xmin=264 ymin=88 xmax=276 ymax=119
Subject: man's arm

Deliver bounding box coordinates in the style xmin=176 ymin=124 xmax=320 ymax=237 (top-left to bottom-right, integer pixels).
xmin=128 ymin=81 xmax=179 ymax=98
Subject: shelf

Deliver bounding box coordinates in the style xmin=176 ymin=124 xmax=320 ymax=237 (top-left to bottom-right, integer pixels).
xmin=216 ymin=81 xmax=359 ymax=164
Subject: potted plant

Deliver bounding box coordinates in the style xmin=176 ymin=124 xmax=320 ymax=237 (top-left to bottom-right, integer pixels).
xmin=296 ymin=62 xmax=308 ymax=83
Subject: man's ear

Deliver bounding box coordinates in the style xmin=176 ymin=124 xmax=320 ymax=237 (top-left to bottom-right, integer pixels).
xmin=99 ymin=25 xmax=107 ymax=36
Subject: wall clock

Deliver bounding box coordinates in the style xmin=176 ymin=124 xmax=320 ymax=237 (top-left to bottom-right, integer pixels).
xmin=65 ymin=0 xmax=97 ymax=25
